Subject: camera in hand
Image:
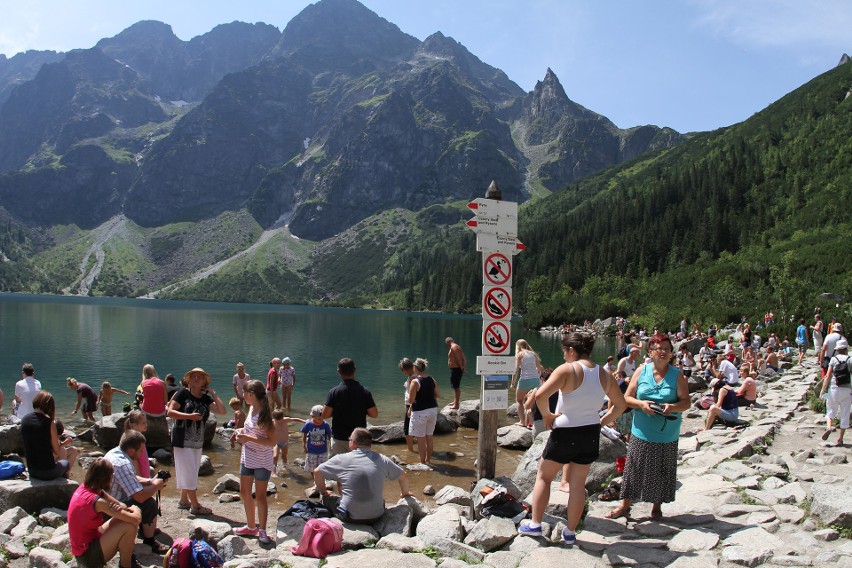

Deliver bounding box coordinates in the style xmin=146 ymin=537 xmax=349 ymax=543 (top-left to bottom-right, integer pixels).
xmin=156 ymin=470 xmax=171 ymax=480
xmin=648 ymin=403 xmax=665 ymax=415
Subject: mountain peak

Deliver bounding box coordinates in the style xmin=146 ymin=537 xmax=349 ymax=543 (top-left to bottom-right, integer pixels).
xmin=273 ymin=0 xmax=419 ymax=68
xmin=839 ymin=53 xmax=851 ymax=66
xmin=98 ymin=20 xmax=179 ymax=46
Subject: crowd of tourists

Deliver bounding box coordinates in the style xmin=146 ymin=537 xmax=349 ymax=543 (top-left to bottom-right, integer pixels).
xmin=3 ymin=316 xmax=848 ymax=566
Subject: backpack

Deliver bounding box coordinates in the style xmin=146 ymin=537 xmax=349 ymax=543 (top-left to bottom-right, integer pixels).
xmin=291 ymin=518 xmax=343 ymax=559
xmin=164 ymin=537 xmax=193 ymax=568
xmin=0 ymin=461 xmax=26 ymax=480
xmin=281 ymin=499 xmax=334 ymax=520
xmin=478 ymin=486 xmax=527 ymax=519
xmin=833 ymin=355 xmax=851 ymax=386
xmin=191 ymin=539 xmax=224 ymax=568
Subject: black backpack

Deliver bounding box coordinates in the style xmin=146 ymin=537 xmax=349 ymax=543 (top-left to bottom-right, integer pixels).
xmin=833 ymin=355 xmax=851 ymax=386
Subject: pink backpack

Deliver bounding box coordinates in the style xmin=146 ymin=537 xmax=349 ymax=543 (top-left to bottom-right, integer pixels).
xmin=164 ymin=537 xmax=193 ymax=568
xmin=291 ymin=518 xmax=344 ymax=558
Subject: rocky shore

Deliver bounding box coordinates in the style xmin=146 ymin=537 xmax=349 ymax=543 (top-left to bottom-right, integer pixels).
xmin=1 ymin=357 xmax=850 ymax=568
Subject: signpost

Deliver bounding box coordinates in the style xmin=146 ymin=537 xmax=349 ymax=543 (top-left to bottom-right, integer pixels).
xmin=467 ymin=180 xmax=524 ymax=480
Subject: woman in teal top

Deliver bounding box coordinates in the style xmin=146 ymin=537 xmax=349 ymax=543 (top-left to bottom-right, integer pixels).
xmin=606 ymin=332 xmax=690 ymax=520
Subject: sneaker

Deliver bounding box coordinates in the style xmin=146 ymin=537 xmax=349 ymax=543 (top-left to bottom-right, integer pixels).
xmin=561 ymin=527 xmax=576 ymax=545
xmin=234 ymin=525 xmax=259 ymax=537
xmin=517 ymin=522 xmax=542 ymax=537
xmin=258 ymin=529 xmax=272 ymax=545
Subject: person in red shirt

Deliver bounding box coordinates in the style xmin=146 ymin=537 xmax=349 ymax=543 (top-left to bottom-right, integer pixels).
xmin=266 ymin=358 xmax=282 ymax=410
xmin=68 ymin=458 xmax=142 ymax=568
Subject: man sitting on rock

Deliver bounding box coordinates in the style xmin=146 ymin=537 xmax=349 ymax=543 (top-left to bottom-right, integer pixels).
xmin=313 ymin=427 xmax=413 ymax=524
xmin=104 ymin=430 xmax=169 ymax=554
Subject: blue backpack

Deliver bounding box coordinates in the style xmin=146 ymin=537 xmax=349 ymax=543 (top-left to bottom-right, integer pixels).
xmin=0 ymin=461 xmax=26 ymax=480
xmin=191 ymin=539 xmax=223 ymax=568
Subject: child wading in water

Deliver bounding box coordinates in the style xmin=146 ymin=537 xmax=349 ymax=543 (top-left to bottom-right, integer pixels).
xmin=272 ymin=409 xmax=305 ymax=476
xmin=67 ymin=378 xmax=98 ymax=422
xmin=227 ymin=397 xmax=247 ymax=449
xmin=97 ymin=381 xmax=130 ymax=417
xmin=234 ymin=380 xmax=276 ymax=544
xmin=279 ymin=357 xmax=296 ymax=409
xmin=301 ymin=405 xmax=333 ymax=473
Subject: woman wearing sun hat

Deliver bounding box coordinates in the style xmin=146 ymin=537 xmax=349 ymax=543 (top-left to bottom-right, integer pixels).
xmin=166 ymin=368 xmax=226 ymax=515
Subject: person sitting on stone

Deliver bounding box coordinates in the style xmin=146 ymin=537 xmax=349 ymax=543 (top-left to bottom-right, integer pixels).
xmin=312 ymin=427 xmax=413 ymax=524
xmin=702 ymin=378 xmax=739 ymax=430
xmin=765 ymin=345 xmax=780 ymax=372
xmin=104 ymin=431 xmax=169 ymax=554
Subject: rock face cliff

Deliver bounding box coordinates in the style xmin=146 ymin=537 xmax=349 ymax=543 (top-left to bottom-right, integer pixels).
xmin=0 ymin=0 xmax=684 ymax=298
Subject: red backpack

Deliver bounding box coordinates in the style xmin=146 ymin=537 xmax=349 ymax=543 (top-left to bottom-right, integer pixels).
xmin=164 ymin=537 xmax=193 ymax=568
xmin=291 ymin=518 xmax=343 ymax=559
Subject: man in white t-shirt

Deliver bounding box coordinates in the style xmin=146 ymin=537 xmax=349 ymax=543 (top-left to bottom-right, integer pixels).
xmin=14 ymin=363 xmax=42 ymax=420
xmin=714 ymin=353 xmax=740 ymax=386
xmin=617 ymin=347 xmax=641 ymax=379
xmin=820 ymin=323 xmax=846 ymax=375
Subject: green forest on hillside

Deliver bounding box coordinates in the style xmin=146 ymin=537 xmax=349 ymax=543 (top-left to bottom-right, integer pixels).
xmin=375 ymin=60 xmax=852 ymax=329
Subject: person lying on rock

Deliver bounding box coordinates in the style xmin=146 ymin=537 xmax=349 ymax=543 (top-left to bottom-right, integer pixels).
xmin=312 ymin=427 xmax=413 ymax=524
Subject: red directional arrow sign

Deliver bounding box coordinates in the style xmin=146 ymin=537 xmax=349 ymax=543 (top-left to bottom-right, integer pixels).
xmin=482 ymin=321 xmax=511 ymax=355
xmin=483 ymin=286 xmax=511 ymax=320
xmin=483 ymin=253 xmax=511 ymax=286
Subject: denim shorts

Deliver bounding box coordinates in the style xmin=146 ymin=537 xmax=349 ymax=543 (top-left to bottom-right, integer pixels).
xmin=240 ymin=464 xmax=272 ymax=481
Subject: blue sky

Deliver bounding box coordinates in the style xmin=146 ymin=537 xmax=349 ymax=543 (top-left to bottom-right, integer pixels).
xmin=0 ymin=0 xmax=849 ymax=133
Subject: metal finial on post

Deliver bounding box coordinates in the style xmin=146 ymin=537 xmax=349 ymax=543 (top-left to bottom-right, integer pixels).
xmin=485 ymin=180 xmax=501 ymax=200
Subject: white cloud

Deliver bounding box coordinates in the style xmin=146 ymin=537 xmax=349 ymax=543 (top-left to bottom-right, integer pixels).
xmin=691 ymin=0 xmax=852 ymax=49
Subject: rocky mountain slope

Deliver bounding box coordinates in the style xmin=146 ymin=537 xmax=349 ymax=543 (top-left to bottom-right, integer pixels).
xmin=0 ymin=0 xmax=682 ymax=301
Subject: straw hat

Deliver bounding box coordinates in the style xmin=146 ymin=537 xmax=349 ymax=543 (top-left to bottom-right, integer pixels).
xmin=183 ymin=367 xmax=211 ymax=386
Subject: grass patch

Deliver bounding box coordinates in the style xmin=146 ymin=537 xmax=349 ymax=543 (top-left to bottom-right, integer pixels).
xmin=417 ymin=546 xmax=441 ymax=560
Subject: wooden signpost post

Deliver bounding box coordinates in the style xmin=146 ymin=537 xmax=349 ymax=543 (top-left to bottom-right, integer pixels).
xmin=467 ymin=181 xmax=524 ymax=479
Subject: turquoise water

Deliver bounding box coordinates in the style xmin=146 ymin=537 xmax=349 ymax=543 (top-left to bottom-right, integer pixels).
xmin=0 ymin=294 xmax=616 ymax=421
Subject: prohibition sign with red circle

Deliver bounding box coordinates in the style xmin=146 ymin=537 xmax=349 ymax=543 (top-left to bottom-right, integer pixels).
xmin=483 ymin=287 xmax=511 ymax=320
xmin=483 ymin=321 xmax=511 ymax=355
xmin=484 ymin=253 xmax=511 ymax=286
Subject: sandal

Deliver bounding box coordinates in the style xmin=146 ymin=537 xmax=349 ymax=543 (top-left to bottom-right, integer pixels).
xmin=604 ymin=506 xmax=630 ymax=520
xmin=821 ymin=428 xmax=834 ymax=441
xmin=190 ymin=505 xmax=212 ymax=516
xmin=177 ymin=501 xmax=191 ymax=510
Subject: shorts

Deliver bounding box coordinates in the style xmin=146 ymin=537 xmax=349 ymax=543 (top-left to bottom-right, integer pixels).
xmin=240 ymin=465 xmax=272 ymax=481
xmin=29 ymin=460 xmax=70 ymax=481
xmin=82 ymin=398 xmax=96 ymax=412
xmin=75 ymin=539 xmax=105 ymax=568
xmin=541 ymin=423 xmax=601 ymax=465
xmin=276 ymin=441 xmax=289 ymax=448
xmin=128 ymin=497 xmax=158 ymax=525
xmin=330 ymin=438 xmax=350 ymax=457
xmin=682 ymin=370 xmax=692 ymax=378
xmin=450 ymin=367 xmax=463 ymax=389
xmin=409 ymin=407 xmax=438 ymax=438
xmin=797 ymin=344 xmax=806 ymax=355
xmin=304 ymin=452 xmax=328 ymax=472
xmin=718 ymin=407 xmax=739 ymax=423
xmin=517 ymin=376 xmax=539 ymax=391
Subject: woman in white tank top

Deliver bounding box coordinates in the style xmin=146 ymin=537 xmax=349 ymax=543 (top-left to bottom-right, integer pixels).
xmin=512 ymin=339 xmax=544 ymax=427
xmin=518 ymin=332 xmax=627 ymax=544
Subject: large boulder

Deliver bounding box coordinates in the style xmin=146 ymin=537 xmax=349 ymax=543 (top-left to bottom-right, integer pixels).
xmin=810 ymin=483 xmax=852 ymax=528
xmin=441 ymin=400 xmax=480 ymax=429
xmin=497 ymin=425 xmax=533 ymax=449
xmin=414 ymin=504 xmax=464 ymax=545
xmin=463 ymin=516 xmax=516 ymax=552
xmin=94 ymin=414 xmax=216 ymax=450
xmin=434 ymin=412 xmax=458 ymax=434
xmin=0 ymin=424 xmax=24 ymax=455
xmin=0 ymin=479 xmax=78 ymax=514
xmin=511 ymin=431 xmax=626 ymax=494
xmin=368 ymin=422 xmax=405 ymax=444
